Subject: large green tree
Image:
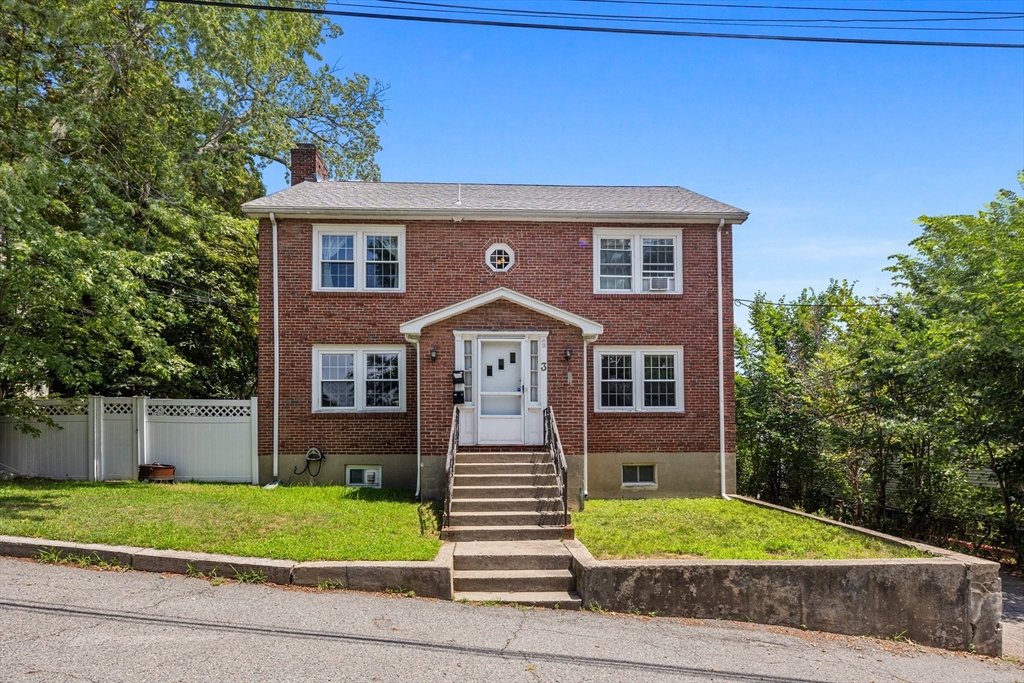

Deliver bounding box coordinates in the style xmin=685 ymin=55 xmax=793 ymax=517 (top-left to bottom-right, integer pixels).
xmin=736 ymin=177 xmax=1024 ymax=560
xmin=0 ymin=0 xmax=385 ymax=428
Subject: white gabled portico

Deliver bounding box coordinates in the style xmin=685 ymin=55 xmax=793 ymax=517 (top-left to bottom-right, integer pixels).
xmin=401 ymin=288 xmax=603 ymax=447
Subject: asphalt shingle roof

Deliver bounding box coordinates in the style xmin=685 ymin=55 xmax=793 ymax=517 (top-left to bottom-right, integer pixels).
xmin=242 ymin=181 xmax=747 ymax=220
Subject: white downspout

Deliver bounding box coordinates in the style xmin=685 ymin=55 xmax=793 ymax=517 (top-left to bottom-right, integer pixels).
xmin=583 ymin=338 xmax=589 ymax=500
xmin=413 ymin=337 xmax=422 ymax=498
xmin=716 ymin=218 xmax=730 ymax=500
xmin=271 ymin=212 xmax=280 ymax=480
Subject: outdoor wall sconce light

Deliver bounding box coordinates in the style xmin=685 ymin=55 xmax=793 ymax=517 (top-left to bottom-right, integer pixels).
xmin=430 ymin=347 xmax=438 ymax=363
xmin=564 ymin=348 xmax=573 ymax=362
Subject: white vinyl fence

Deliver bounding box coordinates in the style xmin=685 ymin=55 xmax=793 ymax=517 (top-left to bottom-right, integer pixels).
xmin=0 ymin=397 xmax=258 ymax=484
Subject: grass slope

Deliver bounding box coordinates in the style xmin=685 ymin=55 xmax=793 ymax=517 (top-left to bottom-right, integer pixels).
xmin=0 ymin=480 xmax=441 ymax=562
xmin=573 ymin=498 xmax=927 ymax=560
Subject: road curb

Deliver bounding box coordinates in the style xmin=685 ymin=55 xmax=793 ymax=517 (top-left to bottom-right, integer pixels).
xmin=0 ymin=534 xmax=452 ymax=595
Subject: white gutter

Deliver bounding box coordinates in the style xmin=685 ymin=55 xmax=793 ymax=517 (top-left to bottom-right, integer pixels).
xmin=242 ymin=208 xmax=749 ymax=225
xmin=716 ymin=218 xmax=730 ymax=500
xmin=271 ymin=212 xmax=280 ymax=479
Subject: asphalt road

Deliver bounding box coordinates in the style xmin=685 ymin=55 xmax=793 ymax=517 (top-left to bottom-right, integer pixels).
xmin=1 ymin=558 xmax=1021 ymax=683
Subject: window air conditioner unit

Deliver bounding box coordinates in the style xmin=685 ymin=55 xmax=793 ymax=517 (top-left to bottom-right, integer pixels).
xmin=346 ymin=465 xmax=382 ymax=488
xmin=649 ymin=277 xmax=670 ymax=291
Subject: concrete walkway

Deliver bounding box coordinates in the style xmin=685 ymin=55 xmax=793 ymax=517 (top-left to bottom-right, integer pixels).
xmin=2 ymin=557 xmax=1020 ymax=682
xmin=1002 ymin=572 xmax=1024 ymax=658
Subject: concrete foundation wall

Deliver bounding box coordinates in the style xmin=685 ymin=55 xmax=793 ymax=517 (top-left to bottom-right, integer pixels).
xmin=587 ymin=452 xmax=736 ymax=499
xmin=262 ymin=452 xmax=417 ymax=488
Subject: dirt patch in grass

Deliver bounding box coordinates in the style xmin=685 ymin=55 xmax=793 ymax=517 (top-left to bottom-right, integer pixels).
xmin=0 ymin=479 xmax=441 ymax=562
xmin=573 ymin=498 xmax=928 ymax=561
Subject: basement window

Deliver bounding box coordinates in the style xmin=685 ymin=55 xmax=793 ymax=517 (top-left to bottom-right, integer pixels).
xmin=622 ymin=464 xmax=656 ymax=486
xmin=346 ymin=465 xmax=382 ymax=488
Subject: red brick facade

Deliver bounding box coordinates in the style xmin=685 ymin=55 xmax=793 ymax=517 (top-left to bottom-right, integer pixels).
xmin=257 ymin=213 xmax=736 ymax=498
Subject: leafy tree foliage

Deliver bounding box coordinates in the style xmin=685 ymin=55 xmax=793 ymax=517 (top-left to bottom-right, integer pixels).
xmin=737 ymin=178 xmax=1024 ymax=561
xmin=0 ymin=0 xmax=384 ymax=428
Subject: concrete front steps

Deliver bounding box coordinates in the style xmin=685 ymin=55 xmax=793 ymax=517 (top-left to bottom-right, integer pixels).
xmin=452 ymin=540 xmax=581 ymax=609
xmin=445 ymin=450 xmax=579 ymax=608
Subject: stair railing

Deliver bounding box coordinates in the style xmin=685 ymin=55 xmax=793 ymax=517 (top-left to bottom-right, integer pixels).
xmin=543 ymin=407 xmax=569 ymax=526
xmin=443 ymin=405 xmax=460 ymax=529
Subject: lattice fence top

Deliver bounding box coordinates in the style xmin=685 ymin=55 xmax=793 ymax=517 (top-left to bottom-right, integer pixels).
xmin=147 ymin=403 xmax=251 ymax=418
xmin=39 ymin=403 xmax=87 ymax=416
xmin=103 ymin=401 xmax=134 ymax=415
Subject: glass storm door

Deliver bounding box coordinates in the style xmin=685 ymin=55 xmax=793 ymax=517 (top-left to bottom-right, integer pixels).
xmin=477 ymin=340 xmax=524 ymax=444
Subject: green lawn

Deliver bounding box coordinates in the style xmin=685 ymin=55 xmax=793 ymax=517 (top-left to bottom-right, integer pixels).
xmin=0 ymin=480 xmax=441 ymax=562
xmin=573 ymin=498 xmax=927 ymax=560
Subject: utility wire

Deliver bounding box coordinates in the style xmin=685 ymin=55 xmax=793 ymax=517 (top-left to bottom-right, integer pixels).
xmin=369 ymin=0 xmax=1024 ymax=32
xmin=378 ymin=0 xmax=1024 ymax=26
xmin=154 ymin=0 xmax=1024 ymax=48
xmin=562 ymin=0 xmax=1024 ymax=17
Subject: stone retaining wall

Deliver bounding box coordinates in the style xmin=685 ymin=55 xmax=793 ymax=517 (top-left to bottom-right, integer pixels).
xmin=566 ymin=497 xmax=1002 ymax=656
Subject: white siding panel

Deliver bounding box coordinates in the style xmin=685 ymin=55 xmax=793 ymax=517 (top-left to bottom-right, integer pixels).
xmin=146 ymin=418 xmax=252 ymax=482
xmin=0 ymin=416 xmax=90 ymax=480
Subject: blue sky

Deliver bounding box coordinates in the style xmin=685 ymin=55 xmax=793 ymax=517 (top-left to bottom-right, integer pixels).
xmin=262 ymin=1 xmax=1024 ymax=311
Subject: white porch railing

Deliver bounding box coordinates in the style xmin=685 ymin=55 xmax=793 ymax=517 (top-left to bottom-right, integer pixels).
xmin=0 ymin=396 xmax=258 ymax=484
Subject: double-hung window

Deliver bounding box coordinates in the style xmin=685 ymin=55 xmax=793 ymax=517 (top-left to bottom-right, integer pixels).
xmin=594 ymin=347 xmax=683 ymax=412
xmin=313 ymin=346 xmax=406 ymax=412
xmin=594 ymin=229 xmax=682 ymax=294
xmin=314 ymin=226 xmax=405 ymax=292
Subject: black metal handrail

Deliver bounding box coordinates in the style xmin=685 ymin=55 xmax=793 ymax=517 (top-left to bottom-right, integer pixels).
xmin=443 ymin=405 xmax=460 ymax=529
xmin=543 ymin=407 xmax=569 ymax=526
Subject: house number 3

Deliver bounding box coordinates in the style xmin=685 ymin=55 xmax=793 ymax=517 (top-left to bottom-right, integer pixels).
xmin=540 ymin=362 xmax=547 ymax=372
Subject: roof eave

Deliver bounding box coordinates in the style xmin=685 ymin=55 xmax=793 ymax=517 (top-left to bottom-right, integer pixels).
xmin=240 ymin=206 xmax=749 ymax=224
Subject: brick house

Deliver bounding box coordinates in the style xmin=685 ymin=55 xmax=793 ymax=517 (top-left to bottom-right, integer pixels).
xmin=242 ymin=144 xmax=747 ymax=506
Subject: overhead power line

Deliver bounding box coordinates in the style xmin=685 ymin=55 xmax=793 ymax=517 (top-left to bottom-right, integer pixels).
xmin=155 ymin=0 xmax=1024 ymax=48
xmin=562 ymin=0 xmax=1024 ymax=17
xmin=372 ymin=0 xmax=1024 ymax=32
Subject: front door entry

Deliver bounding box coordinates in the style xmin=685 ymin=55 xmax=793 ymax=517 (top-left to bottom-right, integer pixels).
xmin=477 ymin=340 xmax=523 ymax=444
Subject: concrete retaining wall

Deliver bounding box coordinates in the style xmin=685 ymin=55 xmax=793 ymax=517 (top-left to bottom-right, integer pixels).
xmin=0 ymin=535 xmax=454 ymax=599
xmin=566 ymin=498 xmax=1003 ymax=655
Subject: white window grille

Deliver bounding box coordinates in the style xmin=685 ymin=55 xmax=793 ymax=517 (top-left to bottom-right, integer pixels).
xmin=594 ymin=230 xmax=682 ymax=294
xmin=529 ymin=340 xmax=539 ymax=403
xmin=313 ymin=346 xmax=406 ymax=412
xmin=594 ymin=347 xmax=684 ymax=412
xmin=313 ymin=226 xmax=404 ymax=292
xmin=463 ymin=340 xmax=473 ymax=402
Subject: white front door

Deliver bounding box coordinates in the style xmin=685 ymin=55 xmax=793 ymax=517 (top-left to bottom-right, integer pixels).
xmin=477 ymin=340 xmax=524 ymax=444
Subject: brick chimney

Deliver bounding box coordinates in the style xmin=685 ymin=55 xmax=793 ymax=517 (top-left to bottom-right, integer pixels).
xmin=290 ymin=143 xmax=329 ymax=185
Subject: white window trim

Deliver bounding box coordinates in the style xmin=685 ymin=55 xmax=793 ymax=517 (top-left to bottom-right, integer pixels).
xmin=313 ymin=225 xmax=406 ymax=292
xmin=485 ymin=243 xmax=515 ymax=272
xmin=593 ymin=346 xmax=684 ymax=413
xmin=312 ymin=345 xmax=406 ymax=413
xmin=621 ymin=463 xmax=658 ymax=488
xmin=593 ymin=228 xmax=683 ymax=294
